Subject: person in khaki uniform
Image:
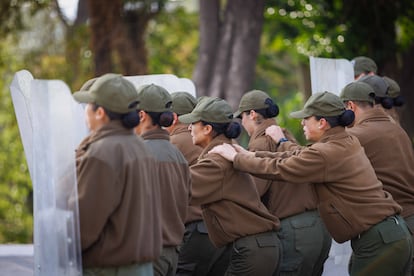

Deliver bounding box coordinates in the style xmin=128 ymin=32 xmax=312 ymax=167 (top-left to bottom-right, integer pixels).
xmin=165 ymin=92 xmax=202 ymax=167
xmin=179 ymin=97 xmax=281 ymax=276
xmin=211 ymin=91 xmax=413 ymax=276
xmin=382 ymin=76 xmax=405 ymax=124
xmin=234 ymin=89 xmax=331 ymax=276
xmin=351 ymin=56 xmax=377 ymax=80
xmin=165 ymin=92 xmax=229 ymax=276
xmin=134 ymin=84 xmax=191 ymax=276
xmin=72 ymin=74 xmax=162 ymax=276
xmin=340 ymin=81 xmax=414 ymax=275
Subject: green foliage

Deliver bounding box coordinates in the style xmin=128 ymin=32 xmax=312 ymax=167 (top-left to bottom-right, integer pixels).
xmin=256 ymin=0 xmax=414 ymax=144
xmin=20 ymin=8 xmax=94 ymax=91
xmin=0 ymin=0 xmax=50 ymax=37
xmin=147 ymin=7 xmax=199 ymax=78
xmin=263 ymin=0 xmax=414 ymax=63
xmin=277 ymin=92 xmax=306 ymax=145
xmin=0 ymin=40 xmax=33 ymax=243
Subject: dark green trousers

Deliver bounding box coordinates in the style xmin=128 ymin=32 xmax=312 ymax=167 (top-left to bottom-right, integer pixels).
xmin=176 ymin=221 xmax=230 ymax=276
xmin=225 ymin=230 xmax=281 ymax=276
xmin=83 ymin=262 xmax=153 ymax=276
xmin=349 ymin=215 xmax=413 ymax=276
xmin=278 ymin=210 xmax=332 ymax=276
xmin=404 ymin=214 xmax=414 ymax=276
xmin=154 ymin=246 xmax=179 ymax=276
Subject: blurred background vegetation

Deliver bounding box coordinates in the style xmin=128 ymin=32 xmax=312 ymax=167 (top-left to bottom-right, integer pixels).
xmin=1 ymin=0 xmax=414 ymax=243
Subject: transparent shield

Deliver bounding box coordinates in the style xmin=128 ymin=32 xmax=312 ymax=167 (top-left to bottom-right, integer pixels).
xmin=10 ymin=70 xmax=35 ymax=177
xmin=309 ymin=56 xmax=354 ymax=95
xmin=124 ymin=74 xmax=197 ymax=96
xmin=10 ymin=71 xmax=86 ymax=276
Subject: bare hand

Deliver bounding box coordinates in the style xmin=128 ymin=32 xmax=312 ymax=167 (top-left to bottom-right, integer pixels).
xmin=209 ymin=143 xmax=238 ymax=161
xmin=265 ymin=125 xmax=285 ymax=143
xmin=231 ymin=144 xmax=247 ymax=154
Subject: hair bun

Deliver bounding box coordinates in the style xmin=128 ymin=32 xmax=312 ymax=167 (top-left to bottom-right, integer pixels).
xmin=339 ymin=110 xmax=355 ymax=127
xmin=122 ymin=112 xmax=140 ymax=128
xmin=225 ymin=121 xmax=241 ymax=139
xmin=264 ymin=98 xmax=279 ymax=118
xmin=393 ymin=96 xmax=404 ymax=107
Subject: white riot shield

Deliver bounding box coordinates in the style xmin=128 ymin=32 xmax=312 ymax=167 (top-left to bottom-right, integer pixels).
xmin=10 ymin=70 xmax=86 ymax=276
xmin=309 ymin=58 xmax=354 ymax=275
xmin=10 ymin=70 xmax=35 ymax=177
xmin=125 ymin=74 xmax=196 ymax=96
xmin=309 ymin=56 xmax=354 ymax=95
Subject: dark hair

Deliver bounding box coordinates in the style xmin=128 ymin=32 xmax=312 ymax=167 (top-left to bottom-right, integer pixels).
xmin=344 ymin=100 xmax=373 ymax=109
xmin=393 ymin=96 xmax=405 ymax=107
xmin=374 ymin=96 xmax=394 ymax=109
xmin=255 ymin=98 xmax=280 ymax=118
xmin=92 ymin=104 xmax=140 ymax=129
xmin=315 ymin=110 xmax=354 ymax=127
xmin=146 ymin=111 xmax=174 ymax=127
xmin=201 ymin=121 xmax=241 ymax=139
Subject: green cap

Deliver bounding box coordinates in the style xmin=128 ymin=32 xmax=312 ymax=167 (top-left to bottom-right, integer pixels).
xmin=179 ymin=97 xmax=234 ymax=124
xmin=136 ymin=84 xmax=172 ymax=112
xmin=383 ymin=76 xmax=400 ymax=98
xmin=171 ymin=92 xmax=197 ymax=115
xmin=78 ymin=77 xmax=97 ymax=91
xmin=352 ymin=56 xmax=377 ymax=76
xmin=340 ymin=82 xmax=375 ymax=103
xmin=290 ymin=91 xmax=345 ymax=119
xmin=234 ymin=90 xmax=272 ymax=118
xmin=73 ymin=73 xmax=138 ymax=113
xmin=358 ymin=75 xmax=389 ymax=97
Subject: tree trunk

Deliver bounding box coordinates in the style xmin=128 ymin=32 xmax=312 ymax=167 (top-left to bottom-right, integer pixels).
xmin=113 ymin=10 xmax=151 ymax=75
xmin=399 ymin=44 xmax=414 ymax=141
xmin=192 ymin=0 xmax=220 ymax=97
xmin=86 ymin=0 xmax=162 ymax=76
xmin=194 ymin=0 xmax=265 ymax=110
xmin=87 ymin=0 xmax=119 ymax=75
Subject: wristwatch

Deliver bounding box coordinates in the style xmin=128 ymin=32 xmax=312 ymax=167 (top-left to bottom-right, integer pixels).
xmin=277 ymin=137 xmax=288 ymax=147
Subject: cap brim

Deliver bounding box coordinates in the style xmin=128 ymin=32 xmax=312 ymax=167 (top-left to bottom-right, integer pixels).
xmin=178 ymin=113 xmax=200 ymax=124
xmin=73 ymin=91 xmax=95 ymax=104
xmin=289 ymin=110 xmax=310 ymax=119
xmin=233 ymin=110 xmax=242 ymax=118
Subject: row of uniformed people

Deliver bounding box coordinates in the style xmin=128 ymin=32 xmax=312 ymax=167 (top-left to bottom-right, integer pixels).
xmin=171 ymin=84 xmax=414 ymax=276
xmin=71 ymin=72 xmax=414 ymax=276
xmin=72 ymin=74 xmax=282 ymax=276
xmin=71 ymin=74 xmax=192 ymax=276
xmin=211 ymin=88 xmax=414 ymax=275
xmin=351 ymin=56 xmax=414 ymax=276
xmin=172 ymin=91 xmax=333 ymax=276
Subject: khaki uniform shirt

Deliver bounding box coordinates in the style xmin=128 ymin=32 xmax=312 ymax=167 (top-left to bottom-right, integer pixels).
xmin=169 ymin=123 xmax=203 ymax=223
xmin=142 ymin=128 xmax=191 ymax=247
xmin=248 ymin=119 xmax=318 ymax=219
xmin=234 ymin=127 xmax=401 ymax=243
xmin=190 ymin=134 xmax=279 ymax=248
xmin=75 ymin=121 xmax=162 ymax=267
xmin=347 ymin=108 xmax=414 ymax=218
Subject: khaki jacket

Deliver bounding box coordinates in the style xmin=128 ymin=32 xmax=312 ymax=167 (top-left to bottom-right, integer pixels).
xmin=169 ymin=123 xmax=203 ymax=223
xmin=190 ymin=135 xmax=279 ymax=248
xmin=170 ymin=123 xmax=202 ymax=166
xmin=347 ymin=108 xmax=414 ymax=218
xmin=248 ymin=119 xmax=318 ymax=219
xmin=75 ymin=121 xmax=162 ymax=267
xmin=142 ymin=128 xmax=191 ymax=247
xmin=234 ymin=127 xmax=401 ymax=243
